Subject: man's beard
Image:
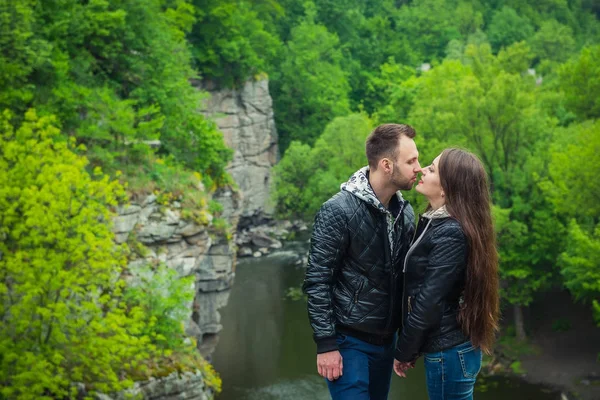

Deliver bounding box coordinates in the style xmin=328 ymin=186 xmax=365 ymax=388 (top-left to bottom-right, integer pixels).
xmin=391 ymin=165 xmax=413 ymax=191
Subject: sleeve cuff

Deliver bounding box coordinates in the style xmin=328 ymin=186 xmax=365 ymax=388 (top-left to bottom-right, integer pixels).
xmin=316 ymin=336 xmax=338 ymax=354
xmin=394 ymin=348 xmax=415 ymax=363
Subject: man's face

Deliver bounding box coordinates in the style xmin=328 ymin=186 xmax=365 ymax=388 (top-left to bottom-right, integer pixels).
xmin=391 ymin=136 xmax=420 ymax=191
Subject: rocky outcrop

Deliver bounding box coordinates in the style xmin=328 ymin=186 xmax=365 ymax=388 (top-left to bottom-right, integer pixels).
xmin=93 ymin=371 xmax=213 ymax=400
xmin=108 ymin=78 xmax=279 ymax=399
xmin=113 ymin=189 xmax=241 ymax=357
xmin=236 ymin=219 xmax=308 ymax=258
xmin=197 ymin=79 xmax=278 ymax=223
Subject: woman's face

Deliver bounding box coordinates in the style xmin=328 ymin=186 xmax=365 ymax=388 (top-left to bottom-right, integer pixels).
xmin=416 ymin=155 xmax=444 ymax=203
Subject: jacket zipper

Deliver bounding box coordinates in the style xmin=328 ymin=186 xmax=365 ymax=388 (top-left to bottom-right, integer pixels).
xmin=384 ymin=200 xmax=405 ymax=331
xmin=403 ymin=218 xmax=432 ymax=273
xmin=353 ymin=280 xmax=365 ymax=303
xmin=401 ymin=217 xmax=432 ymax=327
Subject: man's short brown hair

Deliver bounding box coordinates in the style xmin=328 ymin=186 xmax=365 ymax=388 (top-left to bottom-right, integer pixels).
xmin=365 ymin=124 xmax=416 ymax=169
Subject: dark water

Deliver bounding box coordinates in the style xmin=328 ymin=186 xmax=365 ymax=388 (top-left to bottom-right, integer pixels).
xmin=211 ymin=243 xmax=561 ymax=400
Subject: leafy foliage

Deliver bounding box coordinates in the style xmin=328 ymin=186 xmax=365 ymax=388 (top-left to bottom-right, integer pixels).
xmin=0 ymin=110 xmax=151 ymax=397
xmin=558 ymin=46 xmax=600 ymax=120
xmin=189 ymin=0 xmax=281 ymax=87
xmin=487 ymin=7 xmax=534 ymax=52
xmin=123 ymin=264 xmax=195 ymax=351
xmin=0 ymin=0 xmax=232 ymax=184
xmin=273 ymin=113 xmax=371 ymax=219
xmin=270 ymin=5 xmax=351 ymax=152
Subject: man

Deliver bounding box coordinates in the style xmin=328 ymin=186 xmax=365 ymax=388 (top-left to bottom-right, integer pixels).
xmin=303 ymin=124 xmax=420 ymax=399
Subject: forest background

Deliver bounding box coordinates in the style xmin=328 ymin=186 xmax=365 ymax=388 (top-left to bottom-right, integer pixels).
xmin=1 ymin=0 xmax=599 ymax=398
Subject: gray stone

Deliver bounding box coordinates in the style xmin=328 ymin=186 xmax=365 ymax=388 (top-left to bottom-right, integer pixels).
xmin=193 ymin=290 xmax=231 ymax=335
xmin=197 ymin=78 xmax=278 ymax=220
xmin=165 ymin=241 xmax=188 ymax=258
xmin=164 ymin=209 xmax=180 ymax=225
xmin=238 ymin=247 xmax=253 ymax=257
xmin=180 ymin=246 xmax=208 ymax=259
xmin=185 ymin=231 xmax=211 ymax=247
xmin=259 ymin=247 xmax=269 ymax=255
xmin=167 ymin=256 xmax=197 ymax=277
xmin=250 ymin=232 xmax=278 ymax=248
xmin=177 ymin=223 xmax=205 ymax=237
xmin=140 ymin=203 xmax=157 ymax=222
xmin=185 ymin=318 xmax=203 ymax=338
xmin=112 ymin=213 xmax=139 ymax=234
xmin=166 ymin=234 xmax=183 ymax=243
xmin=138 ymin=223 xmax=177 ymax=243
xmin=196 ymin=278 xmax=232 ymax=292
xmin=114 ymin=232 xmax=129 ymax=244
xmin=197 ymin=255 xmax=233 ymax=281
xmin=117 ymin=204 xmax=142 ymax=216
xmin=99 ymin=370 xmax=212 ymax=400
xmin=142 ymin=194 xmax=157 ymax=207
xmin=208 ymin=244 xmax=233 ymax=256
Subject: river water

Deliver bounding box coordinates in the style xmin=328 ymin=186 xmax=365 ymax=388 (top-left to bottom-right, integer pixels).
xmin=212 ymin=241 xmax=561 ymax=400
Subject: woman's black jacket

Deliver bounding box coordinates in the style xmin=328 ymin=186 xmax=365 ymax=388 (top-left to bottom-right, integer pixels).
xmin=395 ymin=215 xmax=469 ymax=362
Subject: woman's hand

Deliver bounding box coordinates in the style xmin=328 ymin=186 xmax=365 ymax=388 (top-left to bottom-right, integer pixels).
xmin=393 ymin=359 xmax=416 ymax=378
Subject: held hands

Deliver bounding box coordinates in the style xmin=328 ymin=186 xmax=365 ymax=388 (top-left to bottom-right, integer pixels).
xmin=393 ymin=359 xmax=416 ymax=378
xmin=317 ymin=351 xmax=343 ymax=381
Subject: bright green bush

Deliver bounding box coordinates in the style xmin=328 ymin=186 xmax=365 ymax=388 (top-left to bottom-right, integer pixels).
xmin=0 ymin=110 xmax=153 ymax=398
xmin=123 ymin=265 xmax=195 ymax=351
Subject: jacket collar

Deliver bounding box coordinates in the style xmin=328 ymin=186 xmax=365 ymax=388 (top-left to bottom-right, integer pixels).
xmin=340 ymin=166 xmax=405 ymax=213
xmin=422 ymin=204 xmax=450 ymax=220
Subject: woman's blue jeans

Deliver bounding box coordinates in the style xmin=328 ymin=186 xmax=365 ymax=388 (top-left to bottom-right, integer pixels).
xmin=423 ymin=341 xmax=482 ymax=400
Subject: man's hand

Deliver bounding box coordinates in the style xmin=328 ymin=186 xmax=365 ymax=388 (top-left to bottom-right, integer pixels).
xmin=317 ymin=351 xmax=343 ymax=381
xmin=393 ymin=359 xmax=415 ymax=378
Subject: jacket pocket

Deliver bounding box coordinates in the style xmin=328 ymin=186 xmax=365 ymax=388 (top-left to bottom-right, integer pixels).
xmin=336 ymin=333 xmax=348 ymax=347
xmin=457 ymin=344 xmax=482 ymax=379
xmin=353 ymin=279 xmax=365 ymax=304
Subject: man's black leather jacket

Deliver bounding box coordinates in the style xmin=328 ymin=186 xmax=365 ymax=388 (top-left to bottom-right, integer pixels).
xmin=303 ymin=182 xmax=415 ymax=354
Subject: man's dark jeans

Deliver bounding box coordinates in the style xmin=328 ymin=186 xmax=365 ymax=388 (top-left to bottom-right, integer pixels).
xmin=326 ymin=333 xmax=395 ymax=400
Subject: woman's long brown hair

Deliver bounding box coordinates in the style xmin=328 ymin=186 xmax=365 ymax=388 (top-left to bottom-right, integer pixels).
xmin=439 ymin=148 xmax=500 ymax=354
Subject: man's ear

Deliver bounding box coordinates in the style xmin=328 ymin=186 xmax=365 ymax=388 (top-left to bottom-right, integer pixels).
xmin=380 ymin=158 xmax=392 ymax=174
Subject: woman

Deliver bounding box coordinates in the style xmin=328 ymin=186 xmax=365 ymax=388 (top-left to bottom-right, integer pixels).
xmin=393 ymin=148 xmax=500 ymax=400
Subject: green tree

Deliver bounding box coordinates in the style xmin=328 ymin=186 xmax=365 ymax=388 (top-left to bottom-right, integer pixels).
xmin=394 ymin=0 xmax=479 ymax=62
xmin=0 ymin=110 xmax=152 ymax=397
xmin=188 ymin=0 xmax=281 ymax=87
xmin=529 ymin=19 xmax=576 ymax=67
xmin=0 ymin=0 xmax=49 ymax=117
xmin=272 ymin=141 xmax=315 ymax=219
xmin=547 ymin=120 xmax=600 ymax=217
xmin=273 ymin=113 xmax=372 ymax=219
xmin=558 ymin=46 xmax=600 ymax=120
xmin=270 ymin=5 xmax=351 ymax=152
xmin=366 ymin=59 xmax=417 ymax=122
xmin=0 ymin=0 xmax=232 ymax=184
xmin=546 ymin=120 xmax=600 ymax=327
xmin=406 ymin=43 xmax=559 ymax=339
xmin=559 ymin=221 xmax=600 ymax=313
xmin=486 ymin=6 xmax=534 ymax=52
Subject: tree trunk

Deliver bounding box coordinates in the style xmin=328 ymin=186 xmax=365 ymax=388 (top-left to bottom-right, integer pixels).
xmin=514 ymin=304 xmax=526 ymax=341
